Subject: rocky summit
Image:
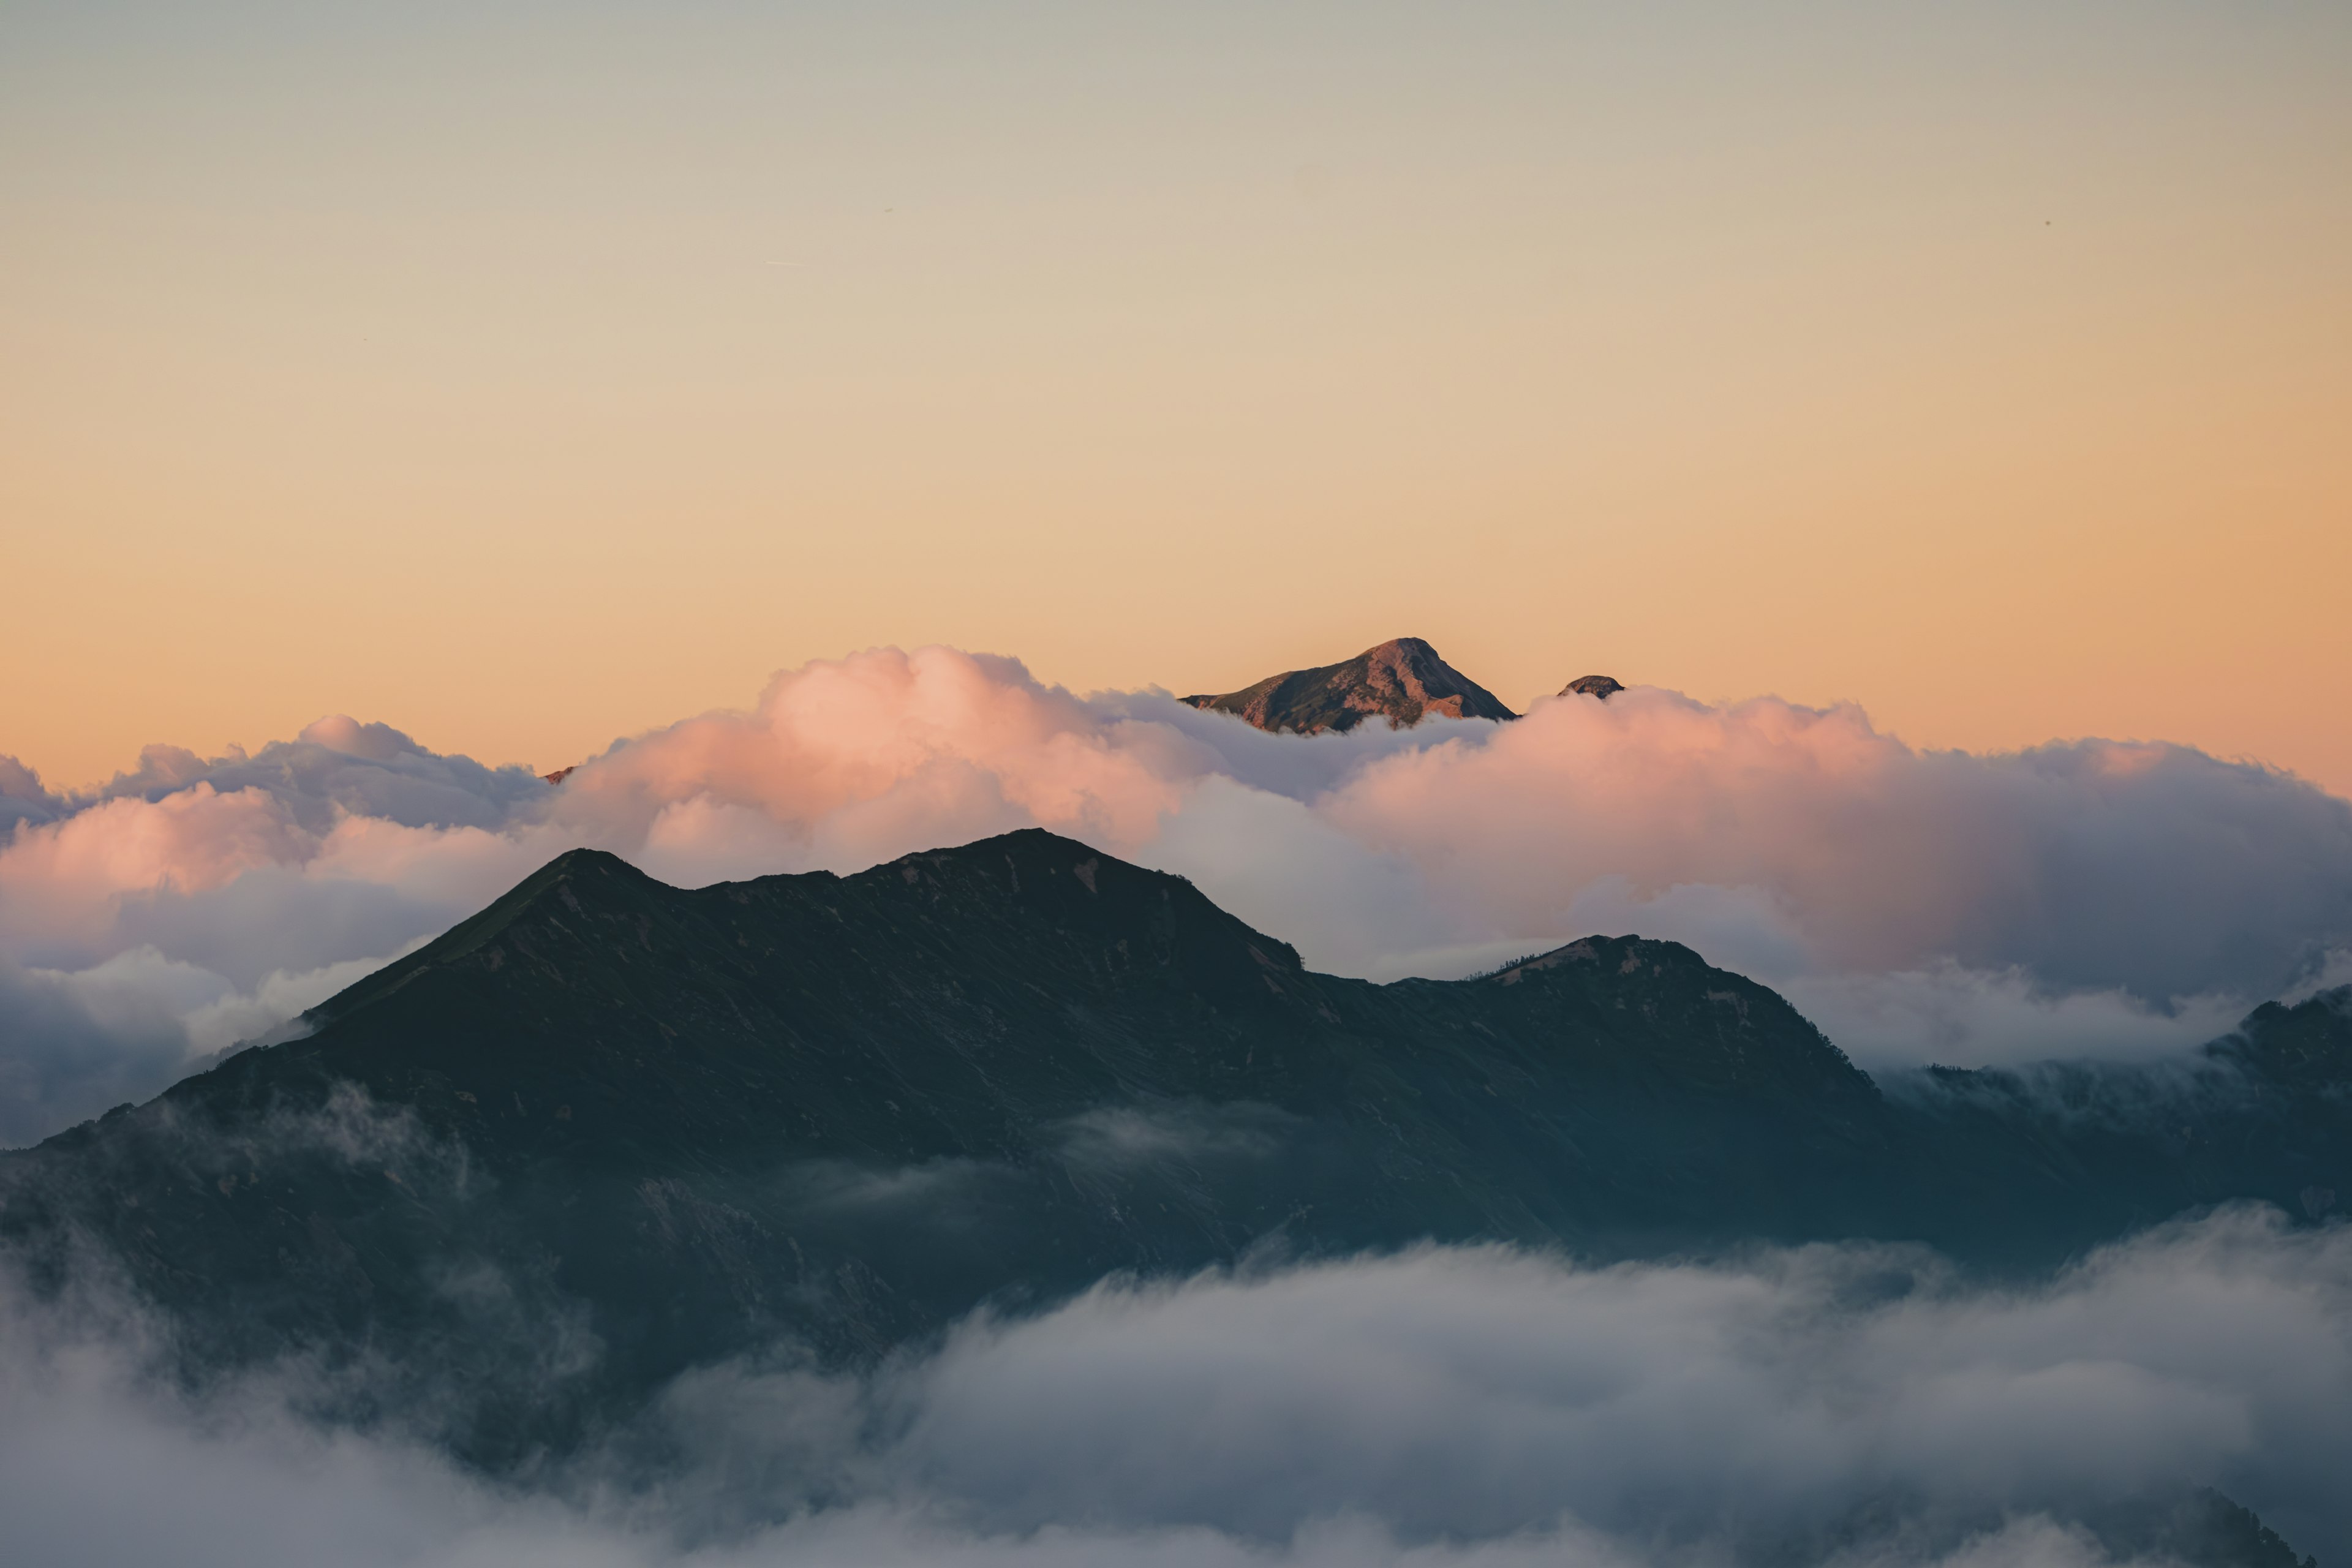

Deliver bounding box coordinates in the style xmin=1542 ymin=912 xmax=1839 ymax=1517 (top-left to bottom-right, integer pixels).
xmin=1561 ymin=674 xmax=1624 ymax=699
xmin=1182 ymin=636 xmax=1517 ymax=734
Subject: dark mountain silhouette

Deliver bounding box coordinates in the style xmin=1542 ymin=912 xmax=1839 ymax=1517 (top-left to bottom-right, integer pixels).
xmin=1183 ymin=636 xmax=1516 ymax=733
xmin=0 ymin=833 xmax=1896 ymax=1446
xmin=1 ymin=831 xmax=2346 ymax=1562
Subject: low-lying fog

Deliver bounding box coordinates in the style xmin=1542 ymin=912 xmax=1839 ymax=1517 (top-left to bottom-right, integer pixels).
xmin=5 ymin=1207 xmax=2346 ymax=1567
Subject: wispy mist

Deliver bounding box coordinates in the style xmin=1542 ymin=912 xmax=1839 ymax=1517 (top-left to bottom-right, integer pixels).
xmin=2 ymin=1208 xmax=2344 ymax=1566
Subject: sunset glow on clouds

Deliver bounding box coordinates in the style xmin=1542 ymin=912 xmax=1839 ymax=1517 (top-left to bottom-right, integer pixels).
xmin=5 ymin=645 xmax=2349 ymax=1146
xmin=6 ymin=4 xmax=2350 ymax=807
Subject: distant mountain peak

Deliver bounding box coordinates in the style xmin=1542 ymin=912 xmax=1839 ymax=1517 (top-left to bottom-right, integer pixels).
xmin=1182 ymin=636 xmax=1517 ymax=734
xmin=1561 ymin=674 xmax=1623 ymax=700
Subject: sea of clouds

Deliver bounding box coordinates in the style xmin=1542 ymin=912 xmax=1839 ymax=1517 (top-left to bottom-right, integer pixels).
xmin=5 ymin=644 xmax=2352 ymax=1147
xmin=7 ymin=646 xmax=2352 ymax=1566
xmin=4 ymin=1206 xmax=2346 ymax=1566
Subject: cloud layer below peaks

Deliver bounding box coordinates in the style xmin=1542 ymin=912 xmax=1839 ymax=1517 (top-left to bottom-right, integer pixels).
xmin=4 ymin=1207 xmax=2348 ymax=1566
xmin=4 ymin=644 xmax=2350 ymax=1144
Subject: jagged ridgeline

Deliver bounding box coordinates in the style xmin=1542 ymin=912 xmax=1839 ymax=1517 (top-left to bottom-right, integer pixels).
xmin=1 ymin=831 xmax=2346 ymax=1558
xmin=1182 ymin=635 xmax=1519 ymax=733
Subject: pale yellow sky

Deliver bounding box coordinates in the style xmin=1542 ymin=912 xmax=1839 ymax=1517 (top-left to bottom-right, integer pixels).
xmin=4 ymin=1 xmax=2348 ymax=794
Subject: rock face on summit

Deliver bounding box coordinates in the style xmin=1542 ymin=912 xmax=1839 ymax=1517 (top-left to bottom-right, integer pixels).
xmin=1183 ymin=636 xmax=1517 ymax=734
xmin=1561 ymin=674 xmax=1624 ymax=700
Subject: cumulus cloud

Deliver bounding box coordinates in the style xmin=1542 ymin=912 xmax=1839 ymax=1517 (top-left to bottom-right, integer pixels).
xmin=6 ymin=646 xmax=2352 ymax=1143
xmin=546 ymin=652 xmax=2352 ymax=1065
xmin=1 ymin=1210 xmax=2345 ymax=1566
xmin=0 ymin=755 xmax=65 ymax=831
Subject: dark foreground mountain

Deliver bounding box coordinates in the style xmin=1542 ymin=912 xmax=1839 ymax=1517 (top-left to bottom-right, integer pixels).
xmin=1 ymin=831 xmax=2345 ymax=1560
xmin=1183 ymin=636 xmax=1517 ymax=733
xmin=2 ymin=833 xmax=1893 ymax=1433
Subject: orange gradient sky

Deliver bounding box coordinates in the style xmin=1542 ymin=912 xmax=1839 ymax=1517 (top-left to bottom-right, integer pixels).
xmin=4 ymin=1 xmax=2348 ymax=794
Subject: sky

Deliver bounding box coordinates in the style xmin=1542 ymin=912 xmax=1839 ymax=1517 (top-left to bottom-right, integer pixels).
xmin=3 ymin=0 xmax=2350 ymax=796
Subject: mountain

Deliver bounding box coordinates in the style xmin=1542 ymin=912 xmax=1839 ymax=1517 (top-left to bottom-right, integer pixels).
xmin=0 ymin=832 xmax=1898 ymax=1451
xmin=2 ymin=831 xmax=2348 ymax=1502
xmin=1893 ymin=990 xmax=2351 ymax=1242
xmin=1182 ymin=636 xmax=1517 ymax=733
xmin=1561 ymin=673 xmax=1624 ymax=699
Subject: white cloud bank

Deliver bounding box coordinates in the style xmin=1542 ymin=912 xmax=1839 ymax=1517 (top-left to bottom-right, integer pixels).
xmin=2 ymin=1208 xmax=2346 ymax=1566
xmin=4 ymin=646 xmax=2351 ymax=1144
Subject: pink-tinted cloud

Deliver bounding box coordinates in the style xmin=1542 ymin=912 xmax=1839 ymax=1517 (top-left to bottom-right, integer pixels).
xmin=1318 ymin=687 xmax=2352 ymax=997
xmin=0 ymin=786 xmax=313 ymax=951
xmin=4 ymin=644 xmax=2351 ymax=1144
xmin=554 ymin=647 xmax=1198 ymax=872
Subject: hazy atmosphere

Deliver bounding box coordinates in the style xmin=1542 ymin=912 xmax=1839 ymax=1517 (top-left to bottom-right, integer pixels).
xmin=5 ymin=4 xmax=2350 ymax=1567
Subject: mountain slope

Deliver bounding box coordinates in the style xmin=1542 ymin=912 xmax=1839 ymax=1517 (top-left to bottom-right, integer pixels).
xmin=2 ymin=831 xmax=2348 ymax=1473
xmin=1182 ymin=636 xmax=1516 ymax=733
xmin=0 ymin=833 xmax=1891 ymax=1441
xmin=1893 ymin=986 xmax=2351 ymax=1249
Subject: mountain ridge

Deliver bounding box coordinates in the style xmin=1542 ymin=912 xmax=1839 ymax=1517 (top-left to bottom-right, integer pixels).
xmin=3 ymin=830 xmax=2348 ymax=1526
